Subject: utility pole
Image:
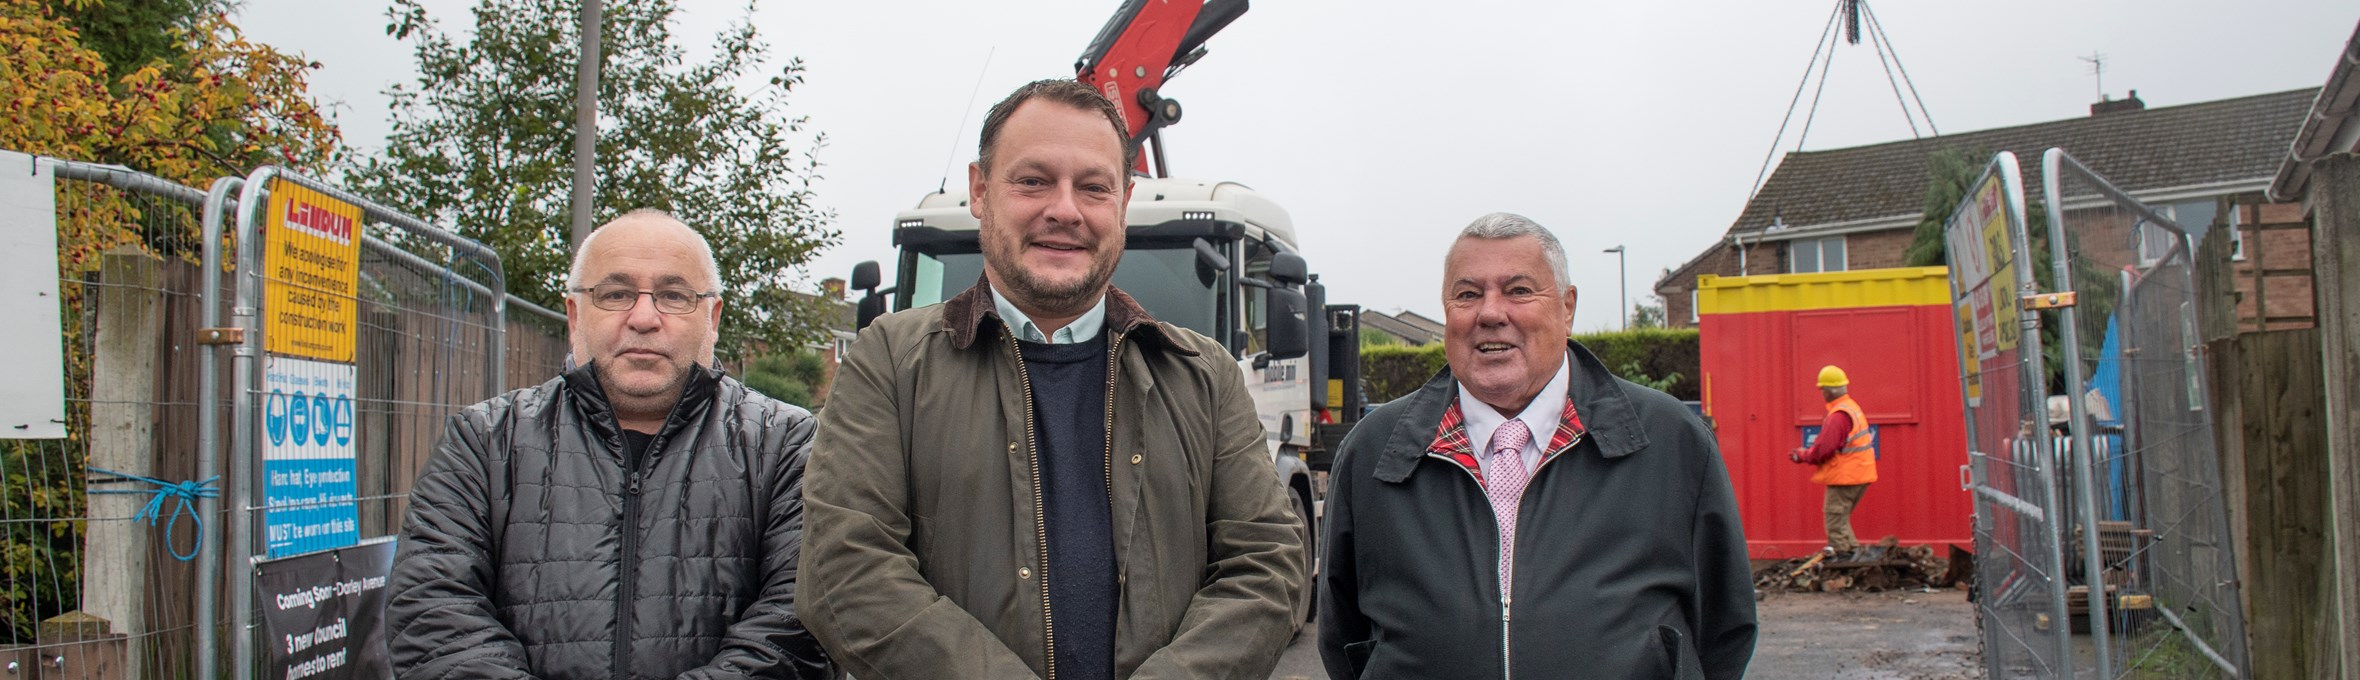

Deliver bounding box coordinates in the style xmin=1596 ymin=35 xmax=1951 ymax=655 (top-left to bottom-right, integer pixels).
xmin=1604 ymin=245 xmax=1628 ymax=330
xmin=570 ymin=0 xmax=602 ymax=251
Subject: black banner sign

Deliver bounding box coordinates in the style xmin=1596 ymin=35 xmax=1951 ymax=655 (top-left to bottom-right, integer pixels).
xmin=255 ymin=537 xmax=394 ymax=679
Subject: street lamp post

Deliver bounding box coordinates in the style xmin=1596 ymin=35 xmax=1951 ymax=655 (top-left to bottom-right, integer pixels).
xmin=1604 ymin=245 xmax=1627 ymax=330
xmin=571 ymin=0 xmax=602 ymax=251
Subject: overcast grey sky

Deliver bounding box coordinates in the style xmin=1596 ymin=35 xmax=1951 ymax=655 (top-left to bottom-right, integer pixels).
xmin=240 ymin=0 xmax=2358 ymax=329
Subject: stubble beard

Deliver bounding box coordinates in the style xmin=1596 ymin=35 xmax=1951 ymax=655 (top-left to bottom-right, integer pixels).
xmin=985 ymin=232 xmax=1120 ymax=315
xmin=597 ymin=359 xmax=692 ymax=417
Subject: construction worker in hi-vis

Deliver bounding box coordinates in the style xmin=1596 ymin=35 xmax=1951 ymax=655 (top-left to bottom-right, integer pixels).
xmin=1790 ymin=364 xmax=1878 ymax=555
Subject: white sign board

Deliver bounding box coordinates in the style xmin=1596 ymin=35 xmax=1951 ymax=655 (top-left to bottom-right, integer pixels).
xmin=0 ymin=151 xmax=67 ymax=439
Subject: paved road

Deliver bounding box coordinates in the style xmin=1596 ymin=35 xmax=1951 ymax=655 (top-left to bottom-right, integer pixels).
xmin=1268 ymin=627 xmax=1324 ymax=680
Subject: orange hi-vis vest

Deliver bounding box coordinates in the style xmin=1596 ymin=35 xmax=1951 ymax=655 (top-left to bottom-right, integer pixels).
xmin=1811 ymin=395 xmax=1879 ymax=486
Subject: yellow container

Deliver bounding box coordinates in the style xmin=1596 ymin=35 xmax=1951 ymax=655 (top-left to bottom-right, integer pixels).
xmin=1696 ymin=266 xmax=1951 ymax=315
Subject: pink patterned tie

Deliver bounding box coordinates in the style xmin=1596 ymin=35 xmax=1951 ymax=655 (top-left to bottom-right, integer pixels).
xmin=1485 ymin=419 xmax=1534 ymax=596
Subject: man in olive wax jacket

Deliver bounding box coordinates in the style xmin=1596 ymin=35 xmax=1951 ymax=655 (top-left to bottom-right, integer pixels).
xmin=798 ymin=79 xmax=1304 ymax=680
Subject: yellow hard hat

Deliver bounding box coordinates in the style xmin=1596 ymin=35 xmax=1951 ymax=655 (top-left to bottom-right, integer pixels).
xmin=1816 ymin=365 xmax=1850 ymax=388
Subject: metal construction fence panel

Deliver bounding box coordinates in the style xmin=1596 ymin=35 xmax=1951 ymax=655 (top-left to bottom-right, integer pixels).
xmin=508 ymin=298 xmax=569 ymax=391
xmin=2042 ymin=148 xmax=2248 ymax=679
xmin=0 ymin=153 xmax=227 ymax=680
xmin=0 ymin=152 xmax=566 ymax=679
xmin=224 ymin=166 xmax=530 ymax=678
xmin=1944 ymin=151 xmax=2077 ymax=680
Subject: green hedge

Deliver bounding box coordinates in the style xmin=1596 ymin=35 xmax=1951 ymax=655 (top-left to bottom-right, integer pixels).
xmin=1570 ymin=328 xmax=1700 ymax=401
xmin=1361 ymin=344 xmax=1449 ymax=405
xmin=1359 ymin=328 xmax=1699 ymax=405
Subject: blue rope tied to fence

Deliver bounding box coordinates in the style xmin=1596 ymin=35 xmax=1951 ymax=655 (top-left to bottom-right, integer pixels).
xmin=85 ymin=466 xmax=219 ymax=562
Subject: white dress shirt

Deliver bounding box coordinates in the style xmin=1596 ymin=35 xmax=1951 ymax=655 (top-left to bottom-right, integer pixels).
xmin=1457 ymin=351 xmax=1573 ymax=478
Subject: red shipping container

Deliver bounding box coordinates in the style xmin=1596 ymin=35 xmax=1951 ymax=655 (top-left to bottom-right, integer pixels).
xmin=1696 ymin=267 xmax=1971 ymax=559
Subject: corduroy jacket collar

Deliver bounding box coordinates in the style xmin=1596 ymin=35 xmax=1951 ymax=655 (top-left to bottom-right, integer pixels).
xmin=940 ymin=275 xmax=1194 ymax=356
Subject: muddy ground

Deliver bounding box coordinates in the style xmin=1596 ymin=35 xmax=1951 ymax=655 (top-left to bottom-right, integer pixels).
xmin=1750 ymin=587 xmax=1983 ymax=679
xmin=1267 ymin=586 xmax=1983 ymax=679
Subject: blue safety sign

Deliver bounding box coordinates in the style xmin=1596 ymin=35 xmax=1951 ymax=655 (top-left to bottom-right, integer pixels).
xmin=262 ymin=356 xmax=360 ymax=558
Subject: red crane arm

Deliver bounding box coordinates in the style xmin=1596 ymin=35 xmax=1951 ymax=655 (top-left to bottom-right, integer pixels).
xmin=1073 ymin=0 xmax=1247 ymax=175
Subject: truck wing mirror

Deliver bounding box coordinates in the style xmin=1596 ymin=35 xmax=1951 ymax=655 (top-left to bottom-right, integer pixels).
xmin=1266 ymin=286 xmax=1309 ymax=360
xmin=851 ymin=260 xmax=882 ymax=292
xmin=1268 ymin=252 xmax=1308 ymax=287
xmin=1193 ymin=238 xmax=1230 ymax=287
xmin=856 ymin=293 xmax=887 ymax=330
xmin=852 ymin=260 xmax=887 ymax=330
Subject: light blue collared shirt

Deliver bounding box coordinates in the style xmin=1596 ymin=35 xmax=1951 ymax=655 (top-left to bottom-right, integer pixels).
xmin=991 ymin=285 xmax=1108 ymax=344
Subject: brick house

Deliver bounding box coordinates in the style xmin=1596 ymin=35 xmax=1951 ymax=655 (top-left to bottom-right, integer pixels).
xmin=2259 ymin=23 xmax=2360 ymax=330
xmin=1657 ymin=88 xmax=2319 ymax=330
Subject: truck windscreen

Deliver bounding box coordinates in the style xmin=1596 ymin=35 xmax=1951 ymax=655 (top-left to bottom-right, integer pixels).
xmin=909 ymin=246 xmax=1223 ymax=340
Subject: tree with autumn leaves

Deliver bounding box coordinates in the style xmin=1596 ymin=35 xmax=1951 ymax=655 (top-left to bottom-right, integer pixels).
xmin=2 ymin=0 xmax=338 ymax=189
xmin=2 ymin=0 xmax=339 ymax=264
xmin=0 ymin=0 xmax=339 ymax=640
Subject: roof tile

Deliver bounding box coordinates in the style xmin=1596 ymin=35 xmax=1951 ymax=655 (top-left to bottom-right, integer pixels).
xmin=1729 ymin=88 xmax=2316 ymax=235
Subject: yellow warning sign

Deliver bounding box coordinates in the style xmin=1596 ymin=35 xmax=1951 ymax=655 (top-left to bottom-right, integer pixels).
xmin=263 ymin=180 xmax=362 ymax=362
xmin=1976 ymin=186 xmax=2021 ymax=353
xmin=1956 ymin=301 xmax=1982 ymax=407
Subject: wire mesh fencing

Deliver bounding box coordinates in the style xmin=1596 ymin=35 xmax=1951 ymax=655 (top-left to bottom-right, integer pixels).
xmin=0 ymin=155 xmax=228 ymax=679
xmin=2043 ymin=149 xmax=2248 ymax=679
xmin=507 ymin=298 xmax=570 ymax=392
xmin=0 ymin=153 xmax=567 ymax=679
xmin=222 ymin=167 xmax=546 ymax=678
xmin=1946 ymin=151 xmax=2078 ymax=680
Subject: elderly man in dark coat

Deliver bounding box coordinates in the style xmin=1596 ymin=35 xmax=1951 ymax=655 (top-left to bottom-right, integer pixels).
xmin=1318 ymin=213 xmax=1757 ymax=680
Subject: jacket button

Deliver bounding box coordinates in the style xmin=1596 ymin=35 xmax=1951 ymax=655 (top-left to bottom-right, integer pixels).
xmin=1018 ymin=566 xmax=1032 ymax=580
xmin=1008 ymin=442 xmax=1018 ymax=453
xmin=1130 ymin=453 xmax=1143 ymax=465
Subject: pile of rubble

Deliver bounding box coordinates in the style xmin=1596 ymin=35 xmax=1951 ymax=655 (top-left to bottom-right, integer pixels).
xmin=1752 ymin=537 xmax=1974 ymax=593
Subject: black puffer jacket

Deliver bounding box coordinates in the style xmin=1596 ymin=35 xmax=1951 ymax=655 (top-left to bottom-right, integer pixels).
xmin=387 ymin=364 xmax=835 ymax=679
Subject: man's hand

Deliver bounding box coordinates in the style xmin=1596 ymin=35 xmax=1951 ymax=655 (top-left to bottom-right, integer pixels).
xmin=1788 ymin=448 xmax=1805 ymax=464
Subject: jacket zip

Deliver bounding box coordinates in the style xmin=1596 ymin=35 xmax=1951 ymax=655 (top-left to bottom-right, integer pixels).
xmin=1100 ymin=333 xmax=1124 ymax=551
xmin=1096 ymin=333 xmax=1125 ymax=670
xmin=613 ymin=430 xmax=662 ymax=680
xmin=1425 ymin=429 xmax=1585 ymax=679
xmin=608 ymin=398 xmax=689 ymax=680
xmin=1006 ymin=330 xmax=1058 ymax=680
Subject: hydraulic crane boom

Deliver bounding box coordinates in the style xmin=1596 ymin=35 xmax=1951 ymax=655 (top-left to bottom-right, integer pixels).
xmin=1073 ymin=0 xmax=1248 ymax=177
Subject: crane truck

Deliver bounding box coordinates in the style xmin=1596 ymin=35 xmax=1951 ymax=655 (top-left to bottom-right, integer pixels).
xmin=847 ymin=0 xmax=1364 ymax=626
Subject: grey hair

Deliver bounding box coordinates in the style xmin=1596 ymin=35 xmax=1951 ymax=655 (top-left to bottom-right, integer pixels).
xmin=565 ymin=208 xmax=724 ymax=293
xmin=1457 ymin=212 xmax=1571 ymax=287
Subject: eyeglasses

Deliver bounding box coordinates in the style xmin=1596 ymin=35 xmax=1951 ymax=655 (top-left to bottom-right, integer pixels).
xmin=570 ymin=283 xmax=719 ymax=315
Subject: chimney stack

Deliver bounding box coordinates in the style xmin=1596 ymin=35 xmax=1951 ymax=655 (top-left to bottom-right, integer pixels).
xmin=2091 ymin=89 xmax=2146 ymax=116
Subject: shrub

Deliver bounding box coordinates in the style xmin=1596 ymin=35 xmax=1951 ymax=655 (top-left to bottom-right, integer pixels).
xmin=1361 ymin=344 xmax=1447 ymax=404
xmin=1356 ymin=328 xmax=1701 ymax=405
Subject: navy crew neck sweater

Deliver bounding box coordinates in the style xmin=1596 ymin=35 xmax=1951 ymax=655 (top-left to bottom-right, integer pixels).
xmin=1017 ymin=332 xmax=1116 ymax=680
